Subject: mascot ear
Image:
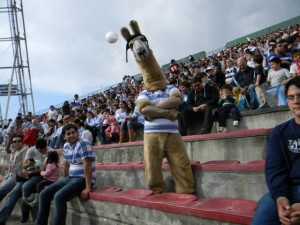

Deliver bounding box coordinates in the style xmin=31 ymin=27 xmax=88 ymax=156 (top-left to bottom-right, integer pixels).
xmin=120 ymin=27 xmax=131 ymax=42
xmin=129 ymin=20 xmax=141 ymax=35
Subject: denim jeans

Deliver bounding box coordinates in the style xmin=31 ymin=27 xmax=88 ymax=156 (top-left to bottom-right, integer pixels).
xmin=37 ymin=176 xmax=86 ymax=225
xmin=127 ymin=121 xmax=144 ymax=130
xmin=247 ymin=84 xmax=259 ymax=109
xmin=0 ymin=175 xmax=43 ymax=223
xmin=0 ymin=176 xmax=16 ymax=202
xmin=251 ymin=188 xmax=300 ymax=225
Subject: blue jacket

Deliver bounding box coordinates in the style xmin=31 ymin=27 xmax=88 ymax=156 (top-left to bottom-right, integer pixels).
xmin=265 ymin=118 xmax=300 ymax=200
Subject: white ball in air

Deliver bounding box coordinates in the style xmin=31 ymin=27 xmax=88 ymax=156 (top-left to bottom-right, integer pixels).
xmin=105 ymin=32 xmax=118 ymax=44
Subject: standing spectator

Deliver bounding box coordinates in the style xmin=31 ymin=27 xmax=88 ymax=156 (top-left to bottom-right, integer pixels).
xmin=0 ymin=136 xmax=27 ymax=202
xmin=47 ymin=105 xmax=58 ymax=122
xmin=251 ymin=76 xmax=300 ymax=225
xmin=290 ymin=48 xmax=300 ymax=77
xmin=179 ymin=74 xmax=219 ymax=136
xmin=253 ymin=54 xmax=269 ymax=108
xmin=37 ymin=124 xmax=96 ymax=225
xmin=233 ymin=57 xmax=259 ymax=111
xmin=217 ymin=85 xmax=241 ymax=132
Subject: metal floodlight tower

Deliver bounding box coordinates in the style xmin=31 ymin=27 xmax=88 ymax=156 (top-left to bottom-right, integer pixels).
xmin=0 ymin=0 xmax=35 ymax=124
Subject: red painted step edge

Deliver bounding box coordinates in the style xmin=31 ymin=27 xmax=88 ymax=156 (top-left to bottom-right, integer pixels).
xmin=88 ymin=189 xmax=257 ymax=225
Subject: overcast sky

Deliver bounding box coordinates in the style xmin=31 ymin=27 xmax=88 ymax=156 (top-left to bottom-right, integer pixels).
xmin=0 ymin=0 xmax=299 ymax=118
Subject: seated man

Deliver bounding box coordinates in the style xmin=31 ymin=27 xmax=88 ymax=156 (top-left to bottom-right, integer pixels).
xmin=0 ymin=136 xmax=27 ymax=203
xmin=37 ymin=124 xmax=96 ymax=225
xmin=251 ymin=76 xmax=300 ymax=225
xmin=232 ymin=57 xmax=259 ymax=111
xmin=0 ymin=139 xmax=50 ymax=224
xmin=179 ymin=73 xmax=219 ymax=135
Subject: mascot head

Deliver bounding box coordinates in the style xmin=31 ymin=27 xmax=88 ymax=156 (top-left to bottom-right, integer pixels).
xmin=121 ymin=20 xmax=167 ymax=91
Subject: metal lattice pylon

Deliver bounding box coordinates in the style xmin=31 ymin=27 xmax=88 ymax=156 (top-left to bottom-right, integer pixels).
xmin=0 ymin=0 xmax=35 ymax=125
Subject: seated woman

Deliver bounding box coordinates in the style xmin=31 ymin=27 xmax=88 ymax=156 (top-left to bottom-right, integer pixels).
xmin=115 ymin=101 xmax=129 ymax=143
xmin=84 ymin=111 xmax=97 ymax=144
xmin=125 ymin=100 xmax=144 ymax=142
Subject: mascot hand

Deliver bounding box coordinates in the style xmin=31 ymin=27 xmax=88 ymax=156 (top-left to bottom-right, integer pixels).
xmin=167 ymin=109 xmax=179 ymax=121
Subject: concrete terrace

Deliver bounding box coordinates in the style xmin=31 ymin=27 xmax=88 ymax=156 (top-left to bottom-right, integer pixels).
xmin=0 ymin=105 xmax=294 ymax=224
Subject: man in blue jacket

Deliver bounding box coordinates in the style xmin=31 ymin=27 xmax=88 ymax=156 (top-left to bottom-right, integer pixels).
xmin=251 ymin=76 xmax=300 ymax=225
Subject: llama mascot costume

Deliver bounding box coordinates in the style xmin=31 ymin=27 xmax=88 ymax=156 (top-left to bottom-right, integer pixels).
xmin=120 ymin=20 xmax=194 ymax=194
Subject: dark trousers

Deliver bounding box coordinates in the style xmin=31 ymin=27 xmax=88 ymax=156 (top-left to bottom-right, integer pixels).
xmin=179 ymin=106 xmax=215 ymax=136
xmin=218 ymin=106 xmax=241 ymax=127
xmin=36 ymin=179 xmax=54 ymax=193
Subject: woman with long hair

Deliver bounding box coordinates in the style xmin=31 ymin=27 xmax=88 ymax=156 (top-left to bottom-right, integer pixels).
xmin=125 ymin=100 xmax=144 ymax=142
xmin=115 ymin=101 xmax=129 ymax=143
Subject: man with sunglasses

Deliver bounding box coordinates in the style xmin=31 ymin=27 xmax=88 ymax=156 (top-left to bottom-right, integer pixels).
xmin=0 ymin=136 xmax=27 ymax=202
xmin=0 ymin=139 xmax=50 ymax=225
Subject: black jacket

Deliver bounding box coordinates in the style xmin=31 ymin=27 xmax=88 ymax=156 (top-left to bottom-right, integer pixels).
xmin=234 ymin=66 xmax=254 ymax=88
xmin=187 ymin=83 xmax=219 ymax=109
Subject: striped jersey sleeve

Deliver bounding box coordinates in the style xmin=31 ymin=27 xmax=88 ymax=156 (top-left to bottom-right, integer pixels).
xmin=63 ymin=138 xmax=96 ymax=183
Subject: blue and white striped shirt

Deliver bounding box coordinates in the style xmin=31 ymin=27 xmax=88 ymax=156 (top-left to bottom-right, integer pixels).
xmin=137 ymin=85 xmax=179 ymax=133
xmin=63 ymin=138 xmax=96 ymax=183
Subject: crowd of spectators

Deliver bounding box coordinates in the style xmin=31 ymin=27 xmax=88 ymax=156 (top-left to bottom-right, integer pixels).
xmin=1 ymin=24 xmax=300 ymax=150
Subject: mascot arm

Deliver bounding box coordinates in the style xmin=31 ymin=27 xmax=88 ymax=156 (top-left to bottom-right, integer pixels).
xmin=137 ymin=100 xmax=178 ymax=121
xmin=155 ymin=92 xmax=183 ymax=109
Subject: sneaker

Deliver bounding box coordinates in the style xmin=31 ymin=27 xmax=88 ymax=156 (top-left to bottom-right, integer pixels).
xmin=259 ymin=103 xmax=270 ymax=108
xmin=218 ymin=127 xmax=227 ymax=132
xmin=29 ymin=201 xmax=39 ymax=207
xmin=233 ymin=120 xmax=239 ymax=127
xmin=22 ymin=196 xmax=33 ymax=207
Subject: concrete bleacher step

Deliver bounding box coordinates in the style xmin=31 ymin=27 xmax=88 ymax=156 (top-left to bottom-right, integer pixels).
xmin=64 ymin=187 xmax=256 ymax=225
xmin=224 ymin=105 xmax=291 ymax=131
xmin=0 ymin=160 xmax=267 ymax=202
xmin=93 ymin=160 xmax=266 ymax=201
xmin=92 ymin=128 xmax=271 ymax=164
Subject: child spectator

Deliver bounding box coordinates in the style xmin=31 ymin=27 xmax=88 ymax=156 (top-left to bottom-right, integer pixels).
xmin=267 ymin=56 xmax=291 ymax=107
xmin=178 ymin=81 xmax=190 ymax=112
xmin=290 ymin=48 xmax=300 ymax=77
xmin=253 ymin=54 xmax=269 ymax=108
xmin=24 ymin=151 xmax=59 ymax=207
xmin=267 ymin=56 xmax=291 ymax=86
xmin=105 ymin=116 xmax=120 ymax=143
xmin=218 ymin=84 xmax=241 ymax=132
